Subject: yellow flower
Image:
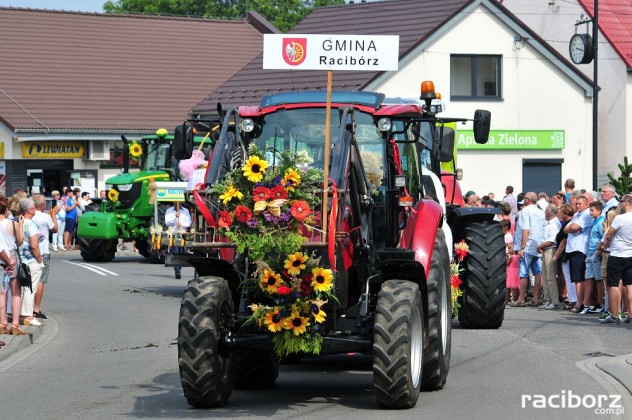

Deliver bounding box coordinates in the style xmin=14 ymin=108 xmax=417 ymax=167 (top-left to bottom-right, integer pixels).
xmin=260 ymin=269 xmax=282 ymax=293
xmin=311 ymin=306 xmax=326 ymax=323
xmin=219 ymin=185 xmax=243 ymax=205
xmin=284 ymin=252 xmax=308 ymax=276
xmin=263 ymin=307 xmax=285 ymax=333
xmin=282 ymin=168 xmax=301 ymax=191
xmin=284 ymin=311 xmax=310 ymax=336
xmin=129 ymin=142 xmax=143 ymax=158
xmin=108 ymin=189 xmax=119 ymax=202
xmin=242 ymin=155 xmax=268 ymax=183
xmin=311 ymin=267 xmax=333 ymax=292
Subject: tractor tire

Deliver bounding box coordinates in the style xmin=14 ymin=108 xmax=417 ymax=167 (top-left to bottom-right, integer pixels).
xmin=146 ymin=204 xmax=168 ymax=264
xmin=421 ymin=230 xmax=451 ymax=390
xmin=373 ymin=280 xmax=426 ymax=409
xmin=134 ymin=238 xmax=150 ymax=259
xmin=233 ymin=351 xmax=280 ymax=389
xmin=78 ymin=237 xmax=116 ymax=262
xmin=458 ymin=221 xmax=506 ymax=329
xmin=178 ymin=276 xmax=234 ymax=408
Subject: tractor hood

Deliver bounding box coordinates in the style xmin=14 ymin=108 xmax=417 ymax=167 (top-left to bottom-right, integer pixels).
xmin=105 ymin=171 xmax=170 ymax=185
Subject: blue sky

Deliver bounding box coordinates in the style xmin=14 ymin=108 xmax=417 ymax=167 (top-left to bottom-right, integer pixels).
xmin=0 ymin=0 xmax=104 ymax=12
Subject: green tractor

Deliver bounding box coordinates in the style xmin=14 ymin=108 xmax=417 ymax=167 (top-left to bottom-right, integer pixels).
xmin=77 ymin=128 xmax=214 ymax=262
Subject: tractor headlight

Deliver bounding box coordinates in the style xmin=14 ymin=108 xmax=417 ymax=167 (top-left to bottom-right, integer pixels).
xmin=117 ymin=184 xmax=133 ymax=192
xmin=240 ymin=118 xmax=255 ymax=133
xmin=377 ymin=117 xmax=391 ymax=132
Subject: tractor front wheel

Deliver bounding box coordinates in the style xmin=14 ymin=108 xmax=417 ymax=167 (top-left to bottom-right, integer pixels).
xmin=458 ymin=221 xmax=506 ymax=329
xmin=178 ymin=276 xmax=234 ymax=407
xmin=78 ymin=237 xmax=116 ymax=262
xmin=373 ymin=280 xmax=426 ymax=408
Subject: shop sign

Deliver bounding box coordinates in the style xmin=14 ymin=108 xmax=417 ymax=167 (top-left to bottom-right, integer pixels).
xmin=22 ymin=142 xmax=85 ymax=158
xmin=457 ymin=130 xmax=565 ymax=150
xmin=263 ymin=34 xmax=399 ymax=71
xmin=155 ymin=182 xmax=187 ymax=202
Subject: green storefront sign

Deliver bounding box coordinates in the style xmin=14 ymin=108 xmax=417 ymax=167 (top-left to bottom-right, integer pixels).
xmin=457 ymin=130 xmax=565 ymax=150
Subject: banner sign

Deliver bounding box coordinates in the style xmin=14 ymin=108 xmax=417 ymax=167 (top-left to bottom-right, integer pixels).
xmin=22 ymin=141 xmax=85 ymax=158
xmin=457 ymin=130 xmax=565 ymax=150
xmin=263 ymin=34 xmax=399 ymax=71
xmin=155 ymin=182 xmax=187 ymax=202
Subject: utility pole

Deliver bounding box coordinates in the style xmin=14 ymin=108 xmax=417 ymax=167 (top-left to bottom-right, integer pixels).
xmin=592 ymin=0 xmax=598 ymax=191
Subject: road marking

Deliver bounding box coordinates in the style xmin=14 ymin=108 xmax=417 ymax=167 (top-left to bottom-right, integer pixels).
xmin=63 ymin=260 xmax=120 ymax=276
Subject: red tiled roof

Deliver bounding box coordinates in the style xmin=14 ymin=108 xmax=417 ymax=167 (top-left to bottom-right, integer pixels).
xmin=578 ymin=0 xmax=632 ymax=68
xmin=0 ymin=8 xmax=274 ymax=132
xmin=193 ymin=0 xmax=470 ymax=112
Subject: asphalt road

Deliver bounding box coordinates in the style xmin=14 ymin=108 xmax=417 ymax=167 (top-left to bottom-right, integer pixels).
xmin=0 ymin=249 xmax=630 ymax=419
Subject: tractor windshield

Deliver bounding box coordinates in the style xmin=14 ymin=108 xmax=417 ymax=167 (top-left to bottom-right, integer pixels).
xmin=250 ymin=108 xmax=384 ymax=183
xmin=144 ymin=141 xmax=172 ymax=172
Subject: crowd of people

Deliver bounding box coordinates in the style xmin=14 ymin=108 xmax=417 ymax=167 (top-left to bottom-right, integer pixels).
xmin=472 ymin=180 xmax=631 ymax=325
xmin=0 ymin=187 xmax=94 ymax=344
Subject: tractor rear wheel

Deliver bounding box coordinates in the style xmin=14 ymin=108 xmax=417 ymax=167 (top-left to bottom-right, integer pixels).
xmin=373 ymin=280 xmax=426 ymax=408
xmin=458 ymin=221 xmax=506 ymax=329
xmin=178 ymin=276 xmax=234 ymax=407
xmin=233 ymin=351 xmax=280 ymax=389
xmin=78 ymin=237 xmax=116 ymax=262
xmin=421 ymin=230 xmax=451 ymax=390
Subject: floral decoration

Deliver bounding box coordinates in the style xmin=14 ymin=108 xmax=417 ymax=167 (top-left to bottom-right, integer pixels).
xmin=246 ymin=253 xmax=336 ymax=357
xmin=108 ymin=188 xmax=119 ymax=203
xmin=129 ymin=141 xmax=143 ymax=158
xmin=212 ymin=145 xmax=332 ymax=356
xmin=450 ymin=239 xmax=469 ymax=317
xmin=211 ymin=145 xmax=323 ymax=261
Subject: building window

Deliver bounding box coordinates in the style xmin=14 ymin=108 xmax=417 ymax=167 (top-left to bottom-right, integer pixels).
xmin=99 ymin=140 xmax=140 ymax=169
xmin=450 ymin=55 xmax=501 ymax=100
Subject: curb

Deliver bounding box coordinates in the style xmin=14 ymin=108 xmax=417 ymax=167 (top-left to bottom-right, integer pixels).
xmin=0 ymin=314 xmax=58 ymax=371
xmin=577 ymin=354 xmax=632 ymax=415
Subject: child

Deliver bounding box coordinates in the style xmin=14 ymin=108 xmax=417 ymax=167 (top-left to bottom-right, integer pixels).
xmin=501 ymin=219 xmax=519 ymax=304
xmin=580 ymin=201 xmax=604 ymax=314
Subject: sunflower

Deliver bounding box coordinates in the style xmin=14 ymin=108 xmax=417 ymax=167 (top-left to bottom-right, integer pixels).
xmin=311 ymin=267 xmax=333 ymax=292
xmin=263 ymin=307 xmax=285 ymax=333
xmin=311 ymin=304 xmax=327 ymax=323
xmin=234 ymin=205 xmax=252 ymax=223
xmin=107 ymin=188 xmax=119 ymax=202
xmin=283 ymin=168 xmax=301 ymax=191
xmin=219 ymin=185 xmax=243 ymax=205
xmin=260 ymin=269 xmax=282 ymax=293
xmin=129 ymin=141 xmax=143 ymax=158
xmin=290 ymin=200 xmax=310 ymax=221
xmin=284 ymin=311 xmax=310 ymax=336
xmin=242 ymin=155 xmax=269 ymax=183
xmin=284 ymin=252 xmax=308 ymax=276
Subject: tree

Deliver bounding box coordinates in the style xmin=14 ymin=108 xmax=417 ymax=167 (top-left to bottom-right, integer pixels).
xmin=607 ymin=156 xmax=632 ymax=197
xmin=103 ymin=0 xmax=345 ymax=32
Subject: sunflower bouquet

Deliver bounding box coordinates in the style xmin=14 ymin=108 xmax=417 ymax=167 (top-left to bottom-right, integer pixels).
xmin=129 ymin=140 xmax=143 ymax=164
xmin=211 ymin=144 xmax=323 ymax=261
xmin=247 ymin=252 xmax=336 ymax=356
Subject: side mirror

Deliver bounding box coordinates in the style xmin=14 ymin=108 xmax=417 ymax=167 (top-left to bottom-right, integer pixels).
xmin=174 ymin=124 xmax=194 ymax=160
xmin=473 ymin=109 xmax=491 ymax=144
xmin=432 ymin=126 xmax=455 ymax=162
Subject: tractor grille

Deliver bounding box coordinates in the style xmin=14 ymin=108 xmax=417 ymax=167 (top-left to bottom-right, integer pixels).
xmin=112 ymin=183 xmax=142 ymax=210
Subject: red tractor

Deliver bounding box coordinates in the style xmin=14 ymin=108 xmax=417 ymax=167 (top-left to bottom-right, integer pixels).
xmin=173 ymin=84 xmax=494 ymax=409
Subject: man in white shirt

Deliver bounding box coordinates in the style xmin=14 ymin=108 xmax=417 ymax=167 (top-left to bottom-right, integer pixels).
xmin=564 ymin=196 xmax=593 ymax=313
xmin=165 ymin=203 xmax=192 ymax=279
xmin=537 ymin=204 xmax=562 ymax=309
xmin=601 ymin=195 xmax=632 ymax=324
xmin=31 ymin=194 xmax=60 ymax=319
xmin=513 ymin=192 xmax=545 ymax=306
xmin=601 ymin=184 xmax=619 ymax=215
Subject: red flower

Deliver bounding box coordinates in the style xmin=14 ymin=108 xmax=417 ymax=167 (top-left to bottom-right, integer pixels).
xmin=300 ymin=273 xmax=313 ymax=294
xmin=290 ymin=200 xmax=311 ymax=221
xmin=276 ymin=286 xmax=292 ymax=296
xmin=451 ymin=274 xmax=462 ymax=288
xmin=253 ymin=186 xmax=271 ymax=202
xmin=270 ymin=185 xmax=288 ymax=200
xmin=234 ymin=205 xmax=252 ymax=223
xmin=218 ymin=210 xmax=233 ymax=228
